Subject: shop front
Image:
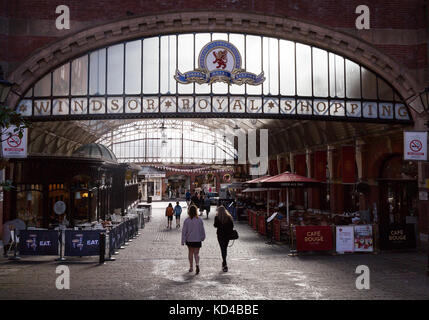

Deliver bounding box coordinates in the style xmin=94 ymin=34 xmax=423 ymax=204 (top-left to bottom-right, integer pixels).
xmin=138 ymin=167 xmax=165 ymax=201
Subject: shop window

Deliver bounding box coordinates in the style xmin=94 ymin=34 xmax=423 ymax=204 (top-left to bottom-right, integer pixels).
xmin=16 ymin=184 xmax=43 ymax=227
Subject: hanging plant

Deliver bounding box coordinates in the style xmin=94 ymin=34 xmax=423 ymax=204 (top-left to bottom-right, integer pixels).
xmin=206 ymin=172 xmax=213 ymax=181
xmin=223 ymin=173 xmax=231 ymax=182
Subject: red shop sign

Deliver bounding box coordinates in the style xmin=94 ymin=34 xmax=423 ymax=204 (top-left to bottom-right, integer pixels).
xmin=295 ymin=226 xmax=333 ymax=251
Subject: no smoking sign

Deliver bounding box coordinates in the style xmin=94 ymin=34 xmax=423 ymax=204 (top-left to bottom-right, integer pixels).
xmin=409 ymin=139 xmax=422 ymax=152
xmin=1 ymin=126 xmax=27 ymax=158
xmin=404 ymin=132 xmax=427 ymax=161
xmin=6 ymin=134 xmax=22 ymax=148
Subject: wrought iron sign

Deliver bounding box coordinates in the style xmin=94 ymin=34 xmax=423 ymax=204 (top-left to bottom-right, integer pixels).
xmin=16 ymin=33 xmax=412 ymax=123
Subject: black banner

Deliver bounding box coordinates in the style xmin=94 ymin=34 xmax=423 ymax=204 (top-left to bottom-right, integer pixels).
xmin=379 ymin=224 xmax=416 ymax=250
xmin=118 ymin=223 xmax=125 ymax=247
xmin=64 ymin=230 xmax=105 ymax=256
xmin=109 ymin=227 xmax=117 ymax=255
xmin=18 ymin=230 xmax=59 ymax=256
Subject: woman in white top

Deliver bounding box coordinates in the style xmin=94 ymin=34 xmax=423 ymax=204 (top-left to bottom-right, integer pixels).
xmin=181 ymin=205 xmax=206 ymax=274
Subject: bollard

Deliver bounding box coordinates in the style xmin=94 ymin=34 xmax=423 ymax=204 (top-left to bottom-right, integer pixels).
xmin=288 ymin=224 xmax=298 ymax=256
xmin=105 ymin=231 xmax=116 ymax=262
xmin=55 ymin=229 xmax=66 ymax=261
xmin=99 ymin=232 xmax=106 ymax=264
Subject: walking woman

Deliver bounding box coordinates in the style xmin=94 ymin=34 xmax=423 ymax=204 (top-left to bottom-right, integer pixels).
xmin=214 ymin=206 xmax=234 ymax=272
xmin=181 ymin=205 xmax=206 ymax=274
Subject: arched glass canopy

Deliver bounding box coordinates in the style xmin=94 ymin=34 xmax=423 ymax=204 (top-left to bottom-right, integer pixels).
xmin=96 ymin=119 xmax=236 ymax=164
xmin=17 ymin=32 xmax=411 ymax=124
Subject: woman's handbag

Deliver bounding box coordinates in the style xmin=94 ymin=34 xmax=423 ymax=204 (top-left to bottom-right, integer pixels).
xmin=230 ymin=229 xmax=239 ymax=240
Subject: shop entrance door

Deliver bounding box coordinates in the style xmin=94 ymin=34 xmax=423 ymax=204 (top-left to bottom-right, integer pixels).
xmin=147 ymin=182 xmax=154 ymax=197
xmin=379 ymin=180 xmax=418 ymax=226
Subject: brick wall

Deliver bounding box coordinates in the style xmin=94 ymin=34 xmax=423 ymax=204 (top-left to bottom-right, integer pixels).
xmin=0 ymin=0 xmax=427 ymax=80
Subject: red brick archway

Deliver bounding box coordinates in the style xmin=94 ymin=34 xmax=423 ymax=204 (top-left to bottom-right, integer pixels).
xmin=5 ymin=11 xmax=424 ymax=119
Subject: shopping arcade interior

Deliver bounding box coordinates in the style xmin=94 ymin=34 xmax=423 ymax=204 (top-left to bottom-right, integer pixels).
xmin=3 ymin=31 xmax=423 ymax=237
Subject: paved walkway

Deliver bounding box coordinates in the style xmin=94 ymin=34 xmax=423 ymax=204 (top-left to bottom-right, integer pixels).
xmin=0 ymin=201 xmax=428 ymax=300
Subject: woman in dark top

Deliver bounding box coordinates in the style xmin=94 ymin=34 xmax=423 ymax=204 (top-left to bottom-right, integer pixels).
xmin=214 ymin=206 xmax=234 ymax=272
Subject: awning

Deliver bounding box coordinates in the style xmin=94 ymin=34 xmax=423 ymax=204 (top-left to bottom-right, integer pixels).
xmin=242 ymin=187 xmax=281 ymax=193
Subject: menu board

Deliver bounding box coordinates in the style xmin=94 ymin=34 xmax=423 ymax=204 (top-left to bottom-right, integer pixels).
xmin=354 ymin=225 xmax=374 ymax=252
xmin=336 ymin=226 xmax=354 ymax=253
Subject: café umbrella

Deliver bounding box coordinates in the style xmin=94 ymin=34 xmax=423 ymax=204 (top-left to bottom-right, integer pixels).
xmin=245 ymin=172 xmax=321 ymax=224
xmin=243 ymin=175 xmax=276 ymax=217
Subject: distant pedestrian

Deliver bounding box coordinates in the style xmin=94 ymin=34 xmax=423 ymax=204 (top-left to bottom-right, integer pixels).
xmin=191 ymin=192 xmax=199 ymax=207
xmin=186 ymin=190 xmax=191 ymax=206
xmin=204 ymin=195 xmax=211 ymax=219
xmin=181 ymin=205 xmax=206 ymax=274
xmin=174 ymin=201 xmax=182 ymax=228
xmin=198 ymin=193 xmax=204 ymax=216
xmin=165 ymin=203 xmax=174 ymax=229
xmin=214 ymin=206 xmax=234 ymax=272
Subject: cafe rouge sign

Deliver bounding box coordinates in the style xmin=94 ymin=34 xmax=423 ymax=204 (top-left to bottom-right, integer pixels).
xmin=17 ymin=40 xmax=410 ymax=122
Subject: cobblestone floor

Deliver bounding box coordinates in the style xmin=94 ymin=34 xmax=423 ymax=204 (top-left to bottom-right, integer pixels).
xmin=0 ymin=201 xmax=428 ymax=300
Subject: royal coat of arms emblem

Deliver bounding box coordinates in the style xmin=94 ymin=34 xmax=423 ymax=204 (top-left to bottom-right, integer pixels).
xmin=175 ymin=40 xmax=265 ymax=86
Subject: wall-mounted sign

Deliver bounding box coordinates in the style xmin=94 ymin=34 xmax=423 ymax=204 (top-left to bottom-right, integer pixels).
xmin=175 ymin=40 xmax=265 ymax=85
xmin=1 ymin=126 xmax=27 ymax=158
xmin=404 ymin=131 xmax=427 ymax=161
xmin=379 ymin=224 xmax=416 ymax=250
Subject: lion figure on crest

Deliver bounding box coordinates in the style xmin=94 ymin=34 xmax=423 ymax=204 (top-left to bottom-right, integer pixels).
xmin=212 ymin=50 xmax=228 ymax=69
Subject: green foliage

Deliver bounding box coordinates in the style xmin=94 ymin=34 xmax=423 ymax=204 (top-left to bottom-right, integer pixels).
xmin=0 ymin=105 xmax=30 ymax=140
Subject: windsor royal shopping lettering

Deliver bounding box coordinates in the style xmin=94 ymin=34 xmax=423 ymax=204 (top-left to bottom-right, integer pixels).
xmin=18 ymin=97 xmax=409 ymax=121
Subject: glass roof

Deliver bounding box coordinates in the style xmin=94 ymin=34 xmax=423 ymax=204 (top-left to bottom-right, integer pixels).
xmin=96 ymin=119 xmax=237 ymax=164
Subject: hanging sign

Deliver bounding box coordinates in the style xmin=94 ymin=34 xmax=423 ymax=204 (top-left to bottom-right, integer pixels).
xmin=18 ymin=230 xmax=59 ymax=255
xmin=404 ymin=131 xmax=427 ymax=161
xmin=336 ymin=226 xmax=355 ymax=253
xmin=1 ymin=126 xmax=27 ymax=158
xmin=295 ymin=226 xmax=333 ymax=251
xmin=354 ymin=225 xmax=374 ymax=252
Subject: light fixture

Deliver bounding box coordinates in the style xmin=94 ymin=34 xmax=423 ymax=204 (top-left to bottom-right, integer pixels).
xmin=75 ymin=192 xmax=81 ymax=200
xmin=0 ymin=67 xmax=13 ymax=105
xmin=407 ymin=87 xmax=429 ymax=114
